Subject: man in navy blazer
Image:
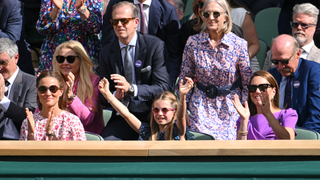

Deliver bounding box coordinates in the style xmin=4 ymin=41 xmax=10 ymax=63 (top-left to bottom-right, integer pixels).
xmin=102 ymin=0 xmax=180 ymax=89
xmin=99 ymin=2 xmax=170 ymax=140
xmin=269 ymin=34 xmax=320 ymax=133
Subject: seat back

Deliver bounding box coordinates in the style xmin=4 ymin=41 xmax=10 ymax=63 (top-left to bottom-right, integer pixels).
xmin=254 ymin=7 xmax=281 ymax=47
xmin=85 ymin=131 xmax=104 ymax=141
xmin=295 ymin=127 xmax=320 ymax=140
xmin=256 ymin=39 xmax=268 ymax=69
xmin=103 ymin=109 xmax=112 ymax=126
xmin=188 ymin=131 xmax=215 ymax=140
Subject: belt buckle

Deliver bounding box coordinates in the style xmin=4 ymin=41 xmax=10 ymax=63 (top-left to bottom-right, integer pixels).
xmin=205 ymin=84 xmax=218 ymax=99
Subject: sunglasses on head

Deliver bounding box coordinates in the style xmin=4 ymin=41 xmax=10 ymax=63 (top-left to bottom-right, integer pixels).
xmin=247 ymin=84 xmax=273 ymax=93
xmin=56 ymin=55 xmax=78 ymax=64
xmin=270 ymin=50 xmax=296 ymax=65
xmin=290 ymin=21 xmax=316 ymax=30
xmin=38 ymin=85 xmax=60 ymax=94
xmin=152 ymin=107 xmax=175 ymax=114
xmin=203 ymin=11 xmax=224 ymax=19
xmin=110 ymin=18 xmax=135 ymax=26
xmin=198 ymin=1 xmax=204 ymax=9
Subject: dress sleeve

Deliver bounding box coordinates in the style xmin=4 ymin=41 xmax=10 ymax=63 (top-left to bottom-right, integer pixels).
xmin=19 ymin=118 xmax=29 ymax=141
xmin=138 ymin=122 xmax=152 ymax=140
xmin=82 ymin=0 xmax=103 ymax=34
xmin=70 ymin=116 xmax=87 ymax=141
xmin=281 ymin=108 xmax=298 ymax=131
xmin=36 ymin=0 xmax=60 ymax=35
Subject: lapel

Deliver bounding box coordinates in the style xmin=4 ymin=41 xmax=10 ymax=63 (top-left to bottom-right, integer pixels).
xmin=109 ymin=40 xmax=123 ymax=75
xmin=9 ymin=70 xmax=22 ymax=103
xmin=134 ymin=32 xmax=147 ymax=85
xmin=307 ymin=45 xmax=320 ymax=64
xmin=291 ymin=58 xmax=302 ymax=109
xmin=148 ymin=0 xmax=161 ymax=35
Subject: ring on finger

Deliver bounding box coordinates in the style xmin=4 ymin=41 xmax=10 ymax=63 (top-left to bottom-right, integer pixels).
xmin=262 ymin=103 xmax=265 ymax=106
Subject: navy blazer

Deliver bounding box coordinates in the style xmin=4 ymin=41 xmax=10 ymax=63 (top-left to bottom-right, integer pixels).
xmin=0 ymin=0 xmax=22 ymax=42
xmin=102 ymin=0 xmax=181 ymax=88
xmin=269 ymin=58 xmax=320 ymax=133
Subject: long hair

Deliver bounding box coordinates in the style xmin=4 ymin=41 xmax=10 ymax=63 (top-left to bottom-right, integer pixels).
xmin=52 ymin=40 xmax=97 ymax=112
xmin=248 ymin=71 xmax=279 ymax=116
xmin=150 ymin=91 xmax=178 ymax=141
xmin=36 ymin=71 xmax=67 ymax=111
xmin=193 ymin=0 xmax=203 ymax=32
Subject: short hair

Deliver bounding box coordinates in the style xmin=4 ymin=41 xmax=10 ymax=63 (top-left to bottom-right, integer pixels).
xmin=271 ymin=35 xmax=300 ymax=54
xmin=112 ymin=1 xmax=138 ymax=18
xmin=0 ymin=38 xmax=18 ymax=59
xmin=200 ymin=0 xmax=233 ymax=34
xmin=172 ymin=0 xmax=185 ymax=13
xmin=293 ymin=3 xmax=319 ymax=24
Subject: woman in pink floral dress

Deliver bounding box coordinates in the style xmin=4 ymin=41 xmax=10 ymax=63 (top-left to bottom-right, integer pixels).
xmin=20 ymin=71 xmax=86 ymax=141
xmin=179 ymin=0 xmax=252 ymax=140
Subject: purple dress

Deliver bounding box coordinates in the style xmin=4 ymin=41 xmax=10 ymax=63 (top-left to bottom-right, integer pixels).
xmin=236 ymin=108 xmax=298 ymax=140
xmin=180 ymin=32 xmax=252 ymax=140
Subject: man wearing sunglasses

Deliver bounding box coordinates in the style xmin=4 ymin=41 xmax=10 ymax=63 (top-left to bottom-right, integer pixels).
xmin=99 ymin=2 xmax=170 ymax=140
xmin=0 ymin=38 xmax=37 ymax=140
xmin=269 ymin=34 xmax=320 ymax=134
xmin=263 ymin=3 xmax=320 ymax=71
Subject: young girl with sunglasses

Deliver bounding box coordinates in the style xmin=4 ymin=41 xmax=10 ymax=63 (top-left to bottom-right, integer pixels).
xmin=20 ymin=71 xmax=86 ymax=141
xmin=98 ymin=77 xmax=194 ymax=140
xmin=232 ymin=71 xmax=298 ymax=140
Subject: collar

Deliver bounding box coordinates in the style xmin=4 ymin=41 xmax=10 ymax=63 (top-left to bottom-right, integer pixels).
xmin=119 ymin=31 xmax=138 ymax=49
xmin=200 ymin=31 xmax=231 ymax=48
xmin=6 ymin=67 xmax=19 ymax=85
xmin=133 ymin=0 xmax=152 ymax=6
xmin=301 ymin=41 xmax=314 ymax=54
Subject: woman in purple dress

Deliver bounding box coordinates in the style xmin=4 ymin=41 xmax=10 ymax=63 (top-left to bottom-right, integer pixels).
xmin=232 ymin=71 xmax=298 ymax=140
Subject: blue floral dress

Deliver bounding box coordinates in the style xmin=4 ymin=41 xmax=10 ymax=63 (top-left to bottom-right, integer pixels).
xmin=179 ymin=32 xmax=253 ymax=140
xmin=36 ymin=0 xmax=103 ymax=74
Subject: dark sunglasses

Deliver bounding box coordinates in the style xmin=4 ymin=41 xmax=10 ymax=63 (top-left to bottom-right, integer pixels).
xmin=152 ymin=107 xmax=175 ymax=114
xmin=270 ymin=51 xmax=296 ymax=65
xmin=56 ymin=55 xmax=78 ymax=64
xmin=203 ymin=11 xmax=224 ymax=19
xmin=110 ymin=18 xmax=135 ymax=26
xmin=0 ymin=60 xmax=10 ymax=67
xmin=290 ymin=21 xmax=316 ymax=30
xmin=247 ymin=84 xmax=273 ymax=93
xmin=38 ymin=85 xmax=60 ymax=94
xmin=198 ymin=1 xmax=204 ymax=9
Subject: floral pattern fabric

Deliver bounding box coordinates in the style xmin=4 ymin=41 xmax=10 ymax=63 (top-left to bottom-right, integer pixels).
xmin=36 ymin=0 xmax=103 ymax=74
xmin=179 ymin=32 xmax=253 ymax=140
xmin=20 ymin=110 xmax=87 ymax=141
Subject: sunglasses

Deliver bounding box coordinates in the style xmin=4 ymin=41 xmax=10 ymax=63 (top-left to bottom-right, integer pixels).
xmin=247 ymin=84 xmax=273 ymax=93
xmin=270 ymin=51 xmax=296 ymax=65
xmin=38 ymin=85 xmax=60 ymax=94
xmin=290 ymin=21 xmax=316 ymax=30
xmin=0 ymin=60 xmax=10 ymax=67
xmin=203 ymin=11 xmax=224 ymax=19
xmin=198 ymin=1 xmax=204 ymax=9
xmin=56 ymin=55 xmax=78 ymax=64
xmin=110 ymin=18 xmax=135 ymax=26
xmin=152 ymin=107 xmax=175 ymax=114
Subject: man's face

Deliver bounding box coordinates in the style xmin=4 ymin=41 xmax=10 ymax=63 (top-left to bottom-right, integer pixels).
xmin=112 ymin=5 xmax=139 ymax=44
xmin=271 ymin=47 xmax=300 ymax=77
xmin=292 ymin=13 xmax=316 ymax=46
xmin=167 ymin=0 xmax=184 ymax=20
xmin=0 ymin=51 xmax=18 ymax=81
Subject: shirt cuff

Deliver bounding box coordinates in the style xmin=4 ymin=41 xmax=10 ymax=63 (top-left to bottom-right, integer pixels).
xmin=133 ymin=84 xmax=138 ymax=97
xmin=0 ymin=96 xmax=10 ymax=112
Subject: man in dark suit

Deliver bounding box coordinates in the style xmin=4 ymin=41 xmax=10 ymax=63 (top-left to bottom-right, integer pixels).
xmin=269 ymin=34 xmax=320 ymax=133
xmin=99 ymin=1 xmax=170 ymax=140
xmin=102 ymin=0 xmax=180 ymax=89
xmin=0 ymin=38 xmax=37 ymax=140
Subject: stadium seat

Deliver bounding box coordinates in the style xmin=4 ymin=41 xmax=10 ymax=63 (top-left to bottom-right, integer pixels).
xmin=85 ymin=131 xmax=104 ymax=141
xmin=295 ymin=127 xmax=320 ymax=140
xmin=103 ymin=109 xmax=112 ymax=126
xmin=188 ymin=131 xmax=215 ymax=140
xmin=256 ymin=39 xmax=268 ymax=69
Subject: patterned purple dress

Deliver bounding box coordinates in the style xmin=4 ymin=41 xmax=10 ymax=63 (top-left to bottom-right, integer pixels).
xmin=180 ymin=32 xmax=253 ymax=140
xmin=36 ymin=0 xmax=102 ymax=73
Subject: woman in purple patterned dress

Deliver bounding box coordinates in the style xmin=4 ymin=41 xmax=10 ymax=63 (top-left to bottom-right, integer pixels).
xmin=179 ymin=0 xmax=252 ymax=140
xmin=36 ymin=0 xmax=103 ymax=73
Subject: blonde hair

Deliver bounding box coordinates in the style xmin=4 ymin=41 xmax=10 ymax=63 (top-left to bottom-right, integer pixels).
xmin=52 ymin=41 xmax=97 ymax=112
xmin=150 ymin=91 xmax=178 ymax=141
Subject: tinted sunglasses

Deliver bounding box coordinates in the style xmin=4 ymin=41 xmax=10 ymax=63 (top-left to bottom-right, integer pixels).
xmin=270 ymin=51 xmax=296 ymax=65
xmin=56 ymin=55 xmax=78 ymax=64
xmin=203 ymin=11 xmax=224 ymax=19
xmin=0 ymin=60 xmax=10 ymax=67
xmin=152 ymin=107 xmax=175 ymax=114
xmin=247 ymin=84 xmax=273 ymax=93
xmin=38 ymin=85 xmax=60 ymax=94
xmin=290 ymin=21 xmax=316 ymax=30
xmin=198 ymin=1 xmax=204 ymax=9
xmin=110 ymin=18 xmax=135 ymax=26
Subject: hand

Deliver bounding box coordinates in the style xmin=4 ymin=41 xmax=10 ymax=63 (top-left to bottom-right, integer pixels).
xmin=257 ymin=91 xmax=272 ymax=115
xmin=0 ymin=74 xmax=5 ymax=101
xmin=75 ymin=0 xmax=85 ymax=10
xmin=115 ymin=89 xmax=124 ymax=100
xmin=45 ymin=108 xmax=55 ymax=134
xmin=232 ymin=94 xmax=250 ymax=120
xmin=25 ymin=108 xmax=35 ymax=134
xmin=51 ymin=0 xmax=64 ymax=10
xmin=65 ymin=72 xmax=75 ymax=98
xmin=111 ymin=74 xmax=130 ymax=93
xmin=98 ymin=77 xmax=113 ymax=99
xmin=179 ymin=77 xmax=194 ymax=95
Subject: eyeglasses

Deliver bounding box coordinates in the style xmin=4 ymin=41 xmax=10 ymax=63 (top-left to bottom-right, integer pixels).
xmin=38 ymin=85 xmax=60 ymax=94
xmin=203 ymin=11 xmax=224 ymax=19
xmin=247 ymin=84 xmax=273 ymax=93
xmin=56 ymin=55 xmax=78 ymax=64
xmin=110 ymin=18 xmax=135 ymax=26
xmin=152 ymin=107 xmax=175 ymax=114
xmin=0 ymin=60 xmax=10 ymax=67
xmin=270 ymin=51 xmax=296 ymax=65
xmin=198 ymin=1 xmax=204 ymax=9
xmin=290 ymin=21 xmax=316 ymax=30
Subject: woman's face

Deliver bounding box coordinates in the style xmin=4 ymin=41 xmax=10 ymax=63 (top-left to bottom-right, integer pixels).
xmin=57 ymin=48 xmax=80 ymax=79
xmin=198 ymin=0 xmax=206 ymax=20
xmin=152 ymin=100 xmax=176 ymax=128
xmin=37 ymin=77 xmax=63 ymax=108
xmin=249 ymin=76 xmax=276 ymax=105
xmin=203 ymin=1 xmax=227 ymax=32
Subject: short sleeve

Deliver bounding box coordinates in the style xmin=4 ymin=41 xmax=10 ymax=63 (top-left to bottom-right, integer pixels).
xmin=281 ymin=108 xmax=298 ymax=131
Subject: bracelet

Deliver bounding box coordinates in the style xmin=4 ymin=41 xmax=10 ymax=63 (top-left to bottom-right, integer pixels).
xmin=238 ymin=131 xmax=248 ymax=136
xmin=67 ymin=93 xmax=75 ymax=101
xmin=46 ymin=131 xmax=55 ymax=137
xmin=108 ymin=97 xmax=114 ymax=103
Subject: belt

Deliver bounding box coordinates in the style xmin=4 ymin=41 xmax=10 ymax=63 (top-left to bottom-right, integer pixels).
xmin=196 ymin=77 xmax=242 ymax=99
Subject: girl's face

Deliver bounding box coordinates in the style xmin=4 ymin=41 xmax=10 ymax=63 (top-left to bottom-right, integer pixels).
xmin=37 ymin=77 xmax=63 ymax=108
xmin=249 ymin=76 xmax=276 ymax=105
xmin=152 ymin=100 xmax=176 ymax=127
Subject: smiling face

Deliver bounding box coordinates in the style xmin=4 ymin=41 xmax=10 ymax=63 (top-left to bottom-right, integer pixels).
xmin=292 ymin=13 xmax=316 ymax=47
xmin=249 ymin=76 xmax=276 ymax=106
xmin=152 ymin=100 xmax=176 ymax=130
xmin=0 ymin=51 xmax=18 ymax=81
xmin=37 ymin=77 xmax=63 ymax=109
xmin=202 ymin=1 xmax=227 ymax=33
xmin=57 ymin=48 xmax=80 ymax=79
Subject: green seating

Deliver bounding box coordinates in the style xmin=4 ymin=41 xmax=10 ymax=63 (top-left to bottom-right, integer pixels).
xmin=256 ymin=39 xmax=268 ymax=69
xmin=188 ymin=131 xmax=215 ymax=140
xmin=295 ymin=127 xmax=320 ymax=140
xmin=254 ymin=7 xmax=281 ymax=48
xmin=85 ymin=131 xmax=104 ymax=141
xmin=103 ymin=109 xmax=112 ymax=126
xmin=180 ymin=0 xmax=194 ymax=25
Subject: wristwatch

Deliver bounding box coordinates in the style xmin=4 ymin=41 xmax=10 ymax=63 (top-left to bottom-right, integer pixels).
xmin=46 ymin=131 xmax=55 ymax=137
xmin=127 ymin=84 xmax=134 ymax=95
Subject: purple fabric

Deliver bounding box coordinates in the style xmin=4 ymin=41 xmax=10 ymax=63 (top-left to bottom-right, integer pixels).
xmin=236 ymin=108 xmax=298 ymax=140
